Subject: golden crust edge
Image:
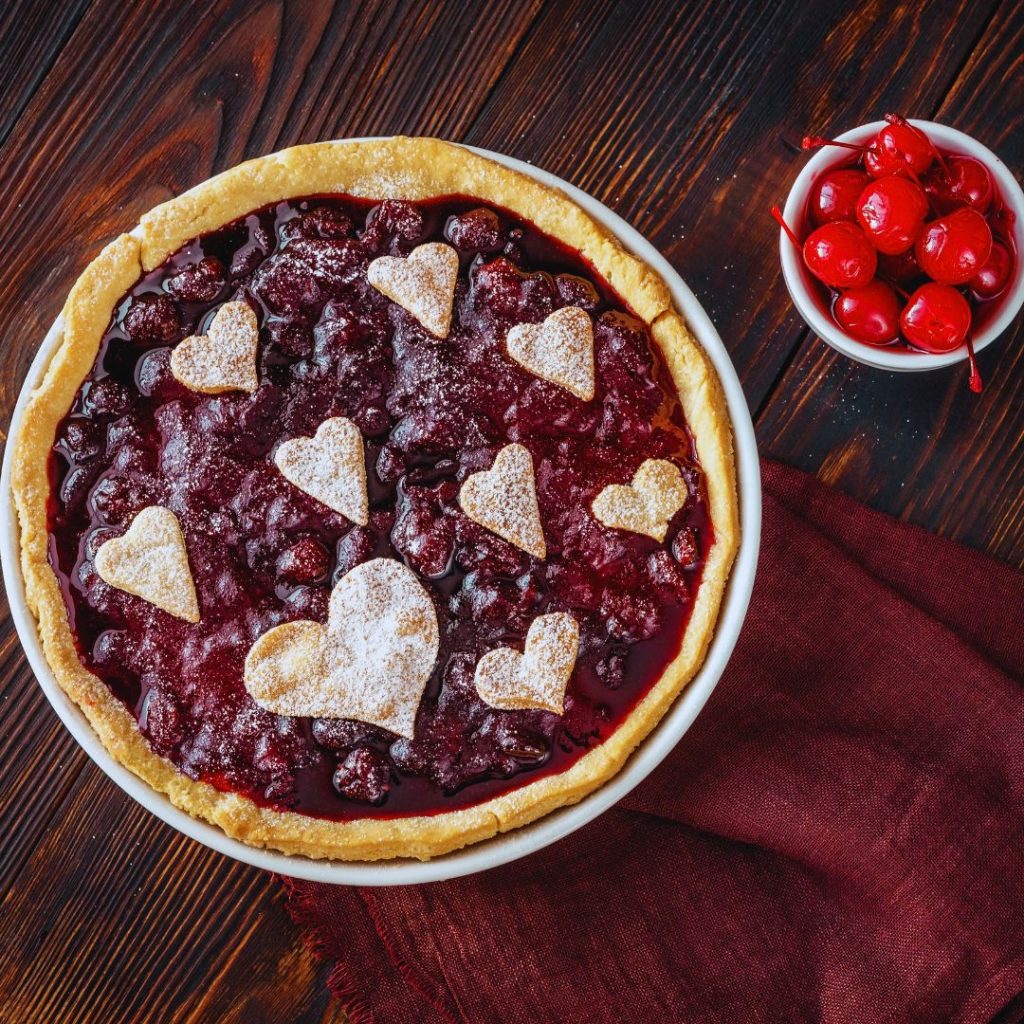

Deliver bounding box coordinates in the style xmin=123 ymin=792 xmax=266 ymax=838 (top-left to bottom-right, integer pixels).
xmin=138 ymin=137 xmax=671 ymax=322
xmin=13 ymin=139 xmax=739 ymax=862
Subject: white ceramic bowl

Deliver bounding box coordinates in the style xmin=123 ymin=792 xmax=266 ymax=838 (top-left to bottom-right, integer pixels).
xmin=780 ymin=119 xmax=1024 ymax=371
xmin=0 ymin=141 xmax=761 ymax=885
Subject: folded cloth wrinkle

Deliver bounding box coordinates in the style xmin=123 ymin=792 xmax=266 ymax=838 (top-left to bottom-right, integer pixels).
xmin=283 ymin=460 xmax=1024 ymax=1024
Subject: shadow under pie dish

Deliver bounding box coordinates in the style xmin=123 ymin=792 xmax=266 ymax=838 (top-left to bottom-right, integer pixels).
xmin=10 ymin=138 xmax=739 ymax=862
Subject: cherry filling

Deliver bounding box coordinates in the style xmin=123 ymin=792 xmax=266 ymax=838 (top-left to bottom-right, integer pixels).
xmin=47 ymin=194 xmax=712 ymax=820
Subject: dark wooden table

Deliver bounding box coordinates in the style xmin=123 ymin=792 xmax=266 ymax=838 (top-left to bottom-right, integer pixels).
xmin=1 ymin=1 xmax=1021 ymax=1020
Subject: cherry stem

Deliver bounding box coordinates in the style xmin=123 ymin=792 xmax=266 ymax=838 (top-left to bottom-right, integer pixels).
xmin=770 ymin=205 xmax=802 ymax=249
xmin=903 ymin=165 xmax=925 ymax=190
xmin=901 ymin=162 xmax=941 ymax=217
xmin=802 ymin=135 xmax=869 ymax=154
xmin=965 ymin=335 xmax=983 ymax=393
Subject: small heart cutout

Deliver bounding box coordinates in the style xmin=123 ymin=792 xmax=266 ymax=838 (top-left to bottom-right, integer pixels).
xmin=244 ymin=558 xmax=439 ymax=738
xmin=367 ymin=242 xmax=459 ymax=338
xmin=474 ymin=613 xmax=579 ymax=714
xmin=170 ymin=301 xmax=259 ymax=394
xmin=94 ymin=506 xmax=200 ymax=622
xmin=459 ymin=444 xmax=546 ymax=559
xmin=591 ymin=459 xmax=688 ymax=542
xmin=506 ymin=306 xmax=595 ymax=400
xmin=275 ymin=417 xmax=368 ymax=525
xmin=243 ymin=620 xmax=327 ymax=704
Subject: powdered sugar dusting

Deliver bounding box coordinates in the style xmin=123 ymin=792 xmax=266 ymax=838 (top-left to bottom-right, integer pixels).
xmin=592 ymin=459 xmax=688 ymax=542
xmin=474 ymin=612 xmax=579 ymax=713
xmin=506 ymin=306 xmax=595 ymax=400
xmin=94 ymin=506 xmax=200 ymax=622
xmin=170 ymin=301 xmax=259 ymax=394
xmin=366 ymin=242 xmax=458 ymax=338
xmin=243 ymin=559 xmax=439 ymax=738
xmin=459 ymin=444 xmax=547 ymax=559
xmin=274 ymin=416 xmax=369 ymax=525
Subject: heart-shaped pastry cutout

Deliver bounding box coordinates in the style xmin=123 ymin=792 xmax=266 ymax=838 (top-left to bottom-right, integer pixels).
xmin=474 ymin=612 xmax=579 ymax=714
xmin=459 ymin=443 xmax=546 ymax=559
xmin=94 ymin=506 xmax=200 ymax=622
xmin=274 ymin=417 xmax=368 ymax=525
xmin=244 ymin=558 xmax=439 ymax=738
xmin=170 ymin=301 xmax=259 ymax=394
xmin=506 ymin=306 xmax=595 ymax=400
xmin=591 ymin=459 xmax=688 ymax=542
xmin=366 ymin=242 xmax=459 ymax=338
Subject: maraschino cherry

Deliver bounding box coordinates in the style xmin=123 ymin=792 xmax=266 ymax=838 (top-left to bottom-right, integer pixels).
xmin=865 ymin=116 xmax=934 ymax=177
xmin=833 ymin=279 xmax=900 ymax=345
xmin=900 ymin=283 xmax=971 ymax=353
xmin=969 ymin=241 xmax=1013 ymax=299
xmin=810 ymin=168 xmax=870 ymax=225
xmin=803 ymin=221 xmax=877 ymax=287
xmin=922 ymin=155 xmax=993 ymax=214
xmin=915 ymin=207 xmax=993 ymax=285
xmin=772 ymin=205 xmax=877 ymax=288
xmin=899 ymin=282 xmax=983 ymax=392
xmin=803 ymin=116 xmax=933 ymax=179
xmin=855 ymin=176 xmax=929 ymax=254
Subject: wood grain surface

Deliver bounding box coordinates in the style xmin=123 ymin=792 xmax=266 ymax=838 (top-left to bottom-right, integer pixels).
xmin=0 ymin=1 xmax=1021 ymax=1021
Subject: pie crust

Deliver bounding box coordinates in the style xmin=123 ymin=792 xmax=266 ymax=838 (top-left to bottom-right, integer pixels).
xmin=11 ymin=137 xmax=739 ymax=861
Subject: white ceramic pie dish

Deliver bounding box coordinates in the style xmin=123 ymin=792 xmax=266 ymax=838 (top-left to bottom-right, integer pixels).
xmin=0 ymin=140 xmax=761 ymax=885
xmin=780 ymin=119 xmax=1024 ymax=372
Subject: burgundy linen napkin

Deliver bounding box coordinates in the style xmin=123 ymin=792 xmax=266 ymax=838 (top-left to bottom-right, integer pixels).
xmin=283 ymin=459 xmax=1024 ymax=1024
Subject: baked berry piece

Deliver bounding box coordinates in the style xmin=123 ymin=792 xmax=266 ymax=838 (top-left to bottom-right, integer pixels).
xmin=18 ymin=139 xmax=737 ymax=861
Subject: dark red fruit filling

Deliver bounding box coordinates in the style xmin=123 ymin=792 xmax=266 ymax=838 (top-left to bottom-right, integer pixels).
xmin=47 ymin=195 xmax=712 ymax=820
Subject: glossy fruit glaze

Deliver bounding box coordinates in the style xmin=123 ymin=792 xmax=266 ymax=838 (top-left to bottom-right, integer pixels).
xmin=47 ymin=194 xmax=712 ymax=820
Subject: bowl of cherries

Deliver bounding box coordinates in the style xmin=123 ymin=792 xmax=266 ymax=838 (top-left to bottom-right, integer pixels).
xmin=774 ymin=116 xmax=1023 ymax=391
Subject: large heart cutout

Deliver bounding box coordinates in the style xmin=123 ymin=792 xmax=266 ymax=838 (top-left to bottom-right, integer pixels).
xmin=366 ymin=242 xmax=459 ymax=338
xmin=474 ymin=612 xmax=579 ymax=714
xmin=170 ymin=301 xmax=259 ymax=394
xmin=94 ymin=506 xmax=200 ymax=622
xmin=244 ymin=558 xmax=439 ymax=738
xmin=591 ymin=458 xmax=688 ymax=542
xmin=506 ymin=306 xmax=595 ymax=400
xmin=275 ymin=416 xmax=368 ymax=525
xmin=459 ymin=443 xmax=546 ymax=559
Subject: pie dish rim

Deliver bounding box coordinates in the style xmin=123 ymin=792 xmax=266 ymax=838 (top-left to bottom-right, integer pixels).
xmin=4 ymin=137 xmax=756 ymax=879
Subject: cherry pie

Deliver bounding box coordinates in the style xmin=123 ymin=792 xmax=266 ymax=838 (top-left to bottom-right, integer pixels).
xmin=12 ymin=138 xmax=738 ymax=860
